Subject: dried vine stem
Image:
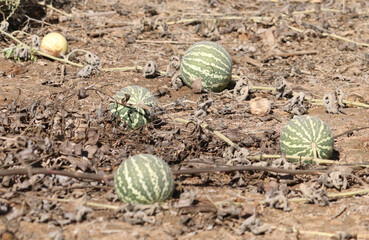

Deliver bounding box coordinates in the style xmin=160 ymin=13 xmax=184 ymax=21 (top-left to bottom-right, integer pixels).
xmin=259 ymin=50 xmax=318 ymax=62
xmin=38 ymin=1 xmax=72 ymax=17
xmin=249 ymin=155 xmax=369 ymax=168
xmin=173 ymin=165 xmax=326 ymax=175
xmin=0 ymin=168 xmax=110 ymax=182
xmin=333 ymin=126 xmax=369 ymax=138
xmin=172 ymin=117 xmax=239 ymax=149
xmin=28 ymin=195 xmax=123 ymax=210
xmin=103 ymin=65 xmax=166 ymax=75
xmin=0 ymin=28 xmax=84 ymax=68
xmin=247 ymin=154 xmax=337 ymax=165
xmin=322 ymin=32 xmax=369 ymax=47
xmin=166 ymin=16 xmax=271 ymax=25
xmin=1 ymin=160 xmax=368 ymax=181
xmin=0 ymin=29 xmax=167 ymax=74
xmin=253 ymin=155 xmax=369 ymax=168
xmin=270 ymin=225 xmax=363 ymax=239
xmin=172 ymin=117 xmax=369 ymax=166
xmin=229 ymin=79 xmax=369 ymax=109
xmin=272 ymin=225 xmax=335 ymax=238
xmin=286 ymin=24 xmax=369 ymax=47
xmin=0 ymin=165 xmax=328 ymax=182
xmin=259 ymin=188 xmax=369 ymax=205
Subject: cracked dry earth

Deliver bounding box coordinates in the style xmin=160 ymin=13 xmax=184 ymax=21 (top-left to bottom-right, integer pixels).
xmin=1 ymin=0 xmax=369 ymax=239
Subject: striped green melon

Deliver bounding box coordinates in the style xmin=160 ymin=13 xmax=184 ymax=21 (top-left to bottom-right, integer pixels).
xmin=180 ymin=41 xmax=232 ymax=92
xmin=114 ymin=154 xmax=174 ymax=204
xmin=109 ymin=86 xmax=157 ymax=130
xmin=280 ymin=116 xmax=334 ymax=159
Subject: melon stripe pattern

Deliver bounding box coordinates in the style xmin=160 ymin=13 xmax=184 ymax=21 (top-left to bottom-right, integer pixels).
xmin=280 ymin=115 xmax=334 ymax=159
xmin=180 ymin=41 xmax=232 ymax=92
xmin=114 ymin=154 xmax=174 ymax=204
xmin=109 ymin=86 xmax=157 ymax=130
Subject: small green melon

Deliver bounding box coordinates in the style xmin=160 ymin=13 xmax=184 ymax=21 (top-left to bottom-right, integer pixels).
xmin=109 ymin=85 xmax=157 ymax=129
xmin=180 ymin=41 xmax=232 ymax=92
xmin=114 ymin=154 xmax=174 ymax=204
xmin=280 ymin=115 xmax=334 ymax=159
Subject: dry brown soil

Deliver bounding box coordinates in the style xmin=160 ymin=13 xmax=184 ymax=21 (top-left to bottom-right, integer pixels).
xmin=1 ymin=0 xmax=369 ymax=239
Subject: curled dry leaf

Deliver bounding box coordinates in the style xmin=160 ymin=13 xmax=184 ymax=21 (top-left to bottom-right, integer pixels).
xmin=191 ymin=77 xmax=204 ymax=94
xmin=234 ymin=78 xmax=253 ymax=101
xmin=299 ymin=183 xmax=330 ymax=206
xmin=264 ymin=188 xmax=291 ymax=212
xmin=77 ymin=65 xmax=95 ymax=78
xmin=319 ymin=171 xmax=348 ymax=190
xmin=284 ymin=92 xmax=308 ymax=115
xmin=275 ymin=77 xmax=292 ymax=99
xmin=0 ymin=199 xmax=11 ymax=215
xmin=260 ymin=28 xmax=276 ymax=48
xmin=85 ymin=52 xmax=101 ymax=69
xmin=175 ymin=190 xmax=197 ymax=208
xmin=32 ymin=35 xmax=41 ymax=50
xmin=216 ymin=204 xmax=241 ymax=220
xmin=236 ymin=210 xmax=271 ymax=235
xmin=171 ymin=72 xmax=183 ymax=90
xmin=0 ymin=21 xmax=9 ymax=31
xmin=166 ymin=56 xmax=180 ymax=78
xmin=142 ymin=61 xmax=158 ymax=78
xmin=194 ymin=97 xmax=213 ymax=118
xmin=335 ymin=89 xmax=345 ymax=108
xmin=323 ymin=92 xmax=341 ymax=114
xmin=75 ymin=205 xmax=93 ymax=222
xmin=229 ymin=171 xmax=247 ymax=187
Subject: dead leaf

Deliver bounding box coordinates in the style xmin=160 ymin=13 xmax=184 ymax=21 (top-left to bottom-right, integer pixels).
xmin=191 ymin=77 xmax=203 ymax=93
xmin=261 ymin=28 xmax=276 ymax=48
